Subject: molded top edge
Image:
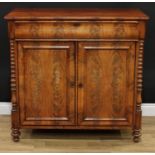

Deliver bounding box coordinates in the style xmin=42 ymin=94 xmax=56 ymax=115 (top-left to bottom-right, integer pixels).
xmin=4 ymin=8 xmax=149 ymax=21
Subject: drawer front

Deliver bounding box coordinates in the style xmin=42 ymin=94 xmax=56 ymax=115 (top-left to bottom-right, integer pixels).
xmin=14 ymin=21 xmax=139 ymax=39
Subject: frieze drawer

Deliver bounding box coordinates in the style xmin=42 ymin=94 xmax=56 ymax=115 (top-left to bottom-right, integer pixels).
xmin=14 ymin=21 xmax=139 ymax=39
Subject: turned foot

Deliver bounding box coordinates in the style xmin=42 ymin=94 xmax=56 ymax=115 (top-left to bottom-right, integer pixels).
xmin=11 ymin=128 xmax=20 ymax=142
xmin=133 ymin=129 xmax=141 ymax=143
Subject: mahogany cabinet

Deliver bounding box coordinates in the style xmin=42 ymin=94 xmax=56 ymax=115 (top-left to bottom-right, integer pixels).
xmin=5 ymin=8 xmax=149 ymax=142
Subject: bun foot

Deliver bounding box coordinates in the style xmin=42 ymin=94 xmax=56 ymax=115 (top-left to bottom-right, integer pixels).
xmin=11 ymin=128 xmax=20 ymax=142
xmin=133 ymin=129 xmax=141 ymax=143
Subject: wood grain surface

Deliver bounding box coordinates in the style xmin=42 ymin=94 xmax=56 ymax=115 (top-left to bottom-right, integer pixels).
xmin=78 ymin=42 xmax=135 ymax=126
xmin=18 ymin=41 xmax=75 ymax=126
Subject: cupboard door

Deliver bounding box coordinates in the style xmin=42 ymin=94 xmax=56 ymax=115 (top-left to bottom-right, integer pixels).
xmin=18 ymin=42 xmax=75 ymax=126
xmin=78 ymin=42 xmax=135 ymax=126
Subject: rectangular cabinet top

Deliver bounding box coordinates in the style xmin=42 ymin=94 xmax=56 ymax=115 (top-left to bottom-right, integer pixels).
xmin=4 ymin=8 xmax=149 ymax=20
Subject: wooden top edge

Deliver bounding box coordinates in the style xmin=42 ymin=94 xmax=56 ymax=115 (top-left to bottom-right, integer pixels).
xmin=4 ymin=8 xmax=149 ymax=21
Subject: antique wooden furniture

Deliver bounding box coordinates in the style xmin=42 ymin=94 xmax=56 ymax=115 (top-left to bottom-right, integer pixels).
xmin=5 ymin=8 xmax=149 ymax=142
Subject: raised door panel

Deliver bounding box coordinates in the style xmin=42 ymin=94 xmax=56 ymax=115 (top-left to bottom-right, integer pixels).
xmin=18 ymin=42 xmax=75 ymax=126
xmin=78 ymin=42 xmax=135 ymax=126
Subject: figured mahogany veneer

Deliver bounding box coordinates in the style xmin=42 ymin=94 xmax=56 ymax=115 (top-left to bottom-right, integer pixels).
xmin=4 ymin=8 xmax=149 ymax=142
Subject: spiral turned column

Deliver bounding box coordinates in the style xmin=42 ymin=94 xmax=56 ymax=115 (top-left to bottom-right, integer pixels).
xmin=10 ymin=40 xmax=20 ymax=142
xmin=133 ymin=40 xmax=144 ymax=142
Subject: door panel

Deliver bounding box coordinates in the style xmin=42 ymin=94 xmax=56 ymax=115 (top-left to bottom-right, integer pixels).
xmin=78 ymin=42 xmax=135 ymax=126
xmin=18 ymin=42 xmax=75 ymax=125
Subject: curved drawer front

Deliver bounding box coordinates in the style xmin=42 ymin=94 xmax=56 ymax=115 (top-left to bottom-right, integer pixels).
xmin=14 ymin=21 xmax=139 ymax=39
